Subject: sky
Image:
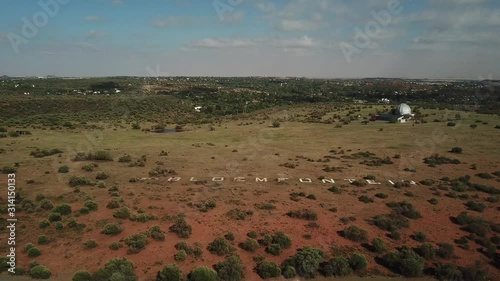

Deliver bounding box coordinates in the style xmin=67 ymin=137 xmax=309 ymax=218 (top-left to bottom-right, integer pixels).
xmin=0 ymin=0 xmax=499 ymax=79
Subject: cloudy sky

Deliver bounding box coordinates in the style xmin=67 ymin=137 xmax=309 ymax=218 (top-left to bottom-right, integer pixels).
xmin=0 ymin=0 xmax=499 ymax=79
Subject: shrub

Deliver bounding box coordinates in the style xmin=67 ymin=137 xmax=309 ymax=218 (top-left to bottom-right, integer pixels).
xmin=247 ymin=231 xmax=258 ymax=239
xmin=266 ymin=244 xmax=282 ymax=256
xmin=106 ymin=199 xmax=120 ymax=209
xmin=382 ymin=247 xmax=425 ymax=277
xmin=68 ymin=176 xmax=92 ymax=187
xmin=372 ymin=238 xmax=387 ymax=253
xmin=48 ymin=212 xmax=62 ymax=222
xmin=27 ymin=247 xmax=41 ymax=257
xmin=174 ymin=250 xmax=187 ymax=262
xmin=109 ymin=242 xmax=123 ymax=251
xmin=450 ymin=147 xmax=463 ymax=154
xmin=224 ymin=232 xmax=235 ymax=241
xmin=271 ymin=231 xmax=292 ymax=249
xmin=37 ymin=235 xmax=48 ymax=245
xmin=54 ymin=222 xmax=64 ymax=230
xmin=29 ymin=265 xmax=51 ymax=279
xmin=466 ymin=201 xmax=486 ymax=212
xmin=282 ymin=247 xmax=324 ymax=279
xmin=461 ymin=261 xmax=488 ymax=281
xmin=390 ymin=230 xmax=401 ymax=240
xmin=434 ymin=263 xmax=463 ymax=281
xmin=72 ymin=270 xmax=92 ymax=281
xmin=413 ymin=231 xmax=427 ymax=242
xmin=83 ymin=200 xmax=98 ymax=211
xmin=282 ymin=266 xmax=297 ymax=278
xmin=125 ymin=233 xmax=149 ymax=253
xmin=429 ymin=198 xmax=439 ymax=205
xmin=118 ymin=154 xmax=133 ymax=163
xmin=207 ymin=237 xmax=235 ymax=256
xmin=321 ymin=256 xmax=352 ymax=277
xmin=358 ymin=195 xmax=374 ymax=203
xmin=79 ymin=207 xmax=89 ymax=214
xmin=240 ymin=238 xmax=259 ymax=252
xmin=256 ymin=261 xmax=281 ymax=279
xmin=52 ymin=204 xmax=72 ymax=215
xmin=113 ymin=207 xmax=131 ymax=219
xmin=415 ymin=243 xmax=435 ymax=260
xmin=156 ymin=264 xmax=182 ymax=281
xmin=437 ymin=243 xmax=454 ymax=259
xmin=189 ymin=266 xmax=217 ymax=281
xmin=58 ymin=165 xmax=69 ymax=173
xmin=92 ymin=258 xmax=137 ymax=281
xmin=39 ymin=199 xmax=54 ymax=210
xmin=214 ymin=255 xmax=245 ymax=281
xmin=286 ymin=209 xmax=317 ymax=221
xmin=343 ymin=225 xmax=368 ymax=242
xmin=226 ymin=208 xmax=253 ymax=220
xmin=375 ymin=193 xmax=388 ymax=199
xmin=148 ymin=225 xmax=166 ymax=241
xmin=169 ymin=216 xmax=192 ymax=238
xmin=83 ymin=239 xmax=98 ymax=249
xmin=95 ymin=172 xmax=109 ymax=180
xmin=419 ymin=179 xmax=435 ymax=186
xmin=387 ymin=201 xmax=421 ymax=219
xmin=1 ymin=166 xmax=17 ymax=174
xmin=102 ymin=222 xmax=122 ymax=236
xmin=349 ymin=253 xmax=368 ymax=271
xmin=39 ymin=220 xmax=50 ymax=229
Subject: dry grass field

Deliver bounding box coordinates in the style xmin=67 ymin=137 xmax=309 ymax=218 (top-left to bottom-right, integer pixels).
xmin=0 ymin=105 xmax=499 ymax=280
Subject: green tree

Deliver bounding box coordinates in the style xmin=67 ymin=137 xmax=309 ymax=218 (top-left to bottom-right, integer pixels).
xmin=282 ymin=246 xmax=324 ymax=279
xmin=72 ymin=270 xmax=92 ymax=281
xmin=256 ymin=261 xmax=281 ymax=279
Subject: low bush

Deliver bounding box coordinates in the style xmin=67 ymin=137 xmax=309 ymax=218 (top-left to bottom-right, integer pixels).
xmin=48 ymin=212 xmax=62 ymax=222
xmin=169 ymin=216 xmax=192 ymax=238
xmin=189 ymin=266 xmax=217 ymax=281
xmin=214 ymin=255 xmax=245 ymax=281
xmin=83 ymin=239 xmax=98 ymax=249
xmin=52 ymin=203 xmax=72 ymax=215
xmin=266 ymin=243 xmax=282 ymax=256
xmin=413 ymin=231 xmax=427 ymax=242
xmin=95 ymin=172 xmax=109 ymax=180
xmin=256 ymin=261 xmax=281 ymax=279
xmin=113 ymin=207 xmax=130 ymax=219
xmin=39 ymin=220 xmax=50 ymax=229
xmin=207 ymin=237 xmax=235 ymax=256
xmin=372 ymin=238 xmax=387 ymax=253
xmin=466 ymin=201 xmax=486 ymax=212
xmin=109 ymin=242 xmax=123 ymax=251
xmin=415 ymin=243 xmax=435 ymax=260
xmin=83 ymin=200 xmax=98 ymax=211
xmin=29 ymin=265 xmax=51 ymax=279
xmin=358 ymin=195 xmax=374 ymax=203
xmin=286 ymin=209 xmax=317 ymax=221
xmin=321 ymin=256 xmax=352 ymax=277
xmin=240 ymin=238 xmax=259 ymax=252
xmin=226 ymin=208 xmax=253 ymax=220
xmin=27 ymin=247 xmax=41 ymax=257
xmin=437 ymin=243 xmax=454 ymax=259
xmin=174 ymin=250 xmax=187 ymax=262
xmin=39 ymin=199 xmax=54 ymax=210
xmin=343 ymin=225 xmax=368 ymax=242
xmin=58 ymin=165 xmax=69 ymax=173
xmin=37 ymin=235 xmax=48 ymax=245
xmin=102 ymin=222 xmax=122 ymax=236
xmin=68 ymin=176 xmax=92 ymax=187
xmin=375 ymin=193 xmax=388 ymax=199
xmin=147 ymin=225 xmax=166 ymax=241
xmin=156 ymin=264 xmax=182 ymax=281
xmin=382 ymin=247 xmax=425 ymax=277
xmin=282 ymin=247 xmax=324 ymax=279
xmin=124 ymin=233 xmax=149 ymax=253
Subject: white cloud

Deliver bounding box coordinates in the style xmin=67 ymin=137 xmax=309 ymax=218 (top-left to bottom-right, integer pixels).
xmin=186 ymin=38 xmax=260 ymax=49
xmin=271 ymin=35 xmax=318 ymax=48
xmin=184 ymin=35 xmax=319 ymax=50
xmin=255 ymin=2 xmax=275 ymax=13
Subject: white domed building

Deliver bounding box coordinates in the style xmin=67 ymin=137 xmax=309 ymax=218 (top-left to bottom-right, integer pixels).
xmin=372 ymin=103 xmax=414 ymax=123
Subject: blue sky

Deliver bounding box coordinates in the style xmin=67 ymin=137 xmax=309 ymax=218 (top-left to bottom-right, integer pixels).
xmin=0 ymin=0 xmax=499 ymax=78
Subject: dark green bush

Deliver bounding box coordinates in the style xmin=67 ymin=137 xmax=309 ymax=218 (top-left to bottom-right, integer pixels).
xmin=58 ymin=165 xmax=69 ymax=173
xmin=343 ymin=225 xmax=368 ymax=242
xmin=256 ymin=261 xmax=281 ymax=279
xmin=189 ymin=266 xmax=217 ymax=281
xmin=92 ymin=258 xmax=137 ymax=281
xmin=240 ymin=238 xmax=259 ymax=252
xmin=434 ymin=263 xmax=462 ymax=281
xmin=27 ymin=247 xmax=41 ymax=257
xmin=83 ymin=200 xmax=98 ymax=211
xmin=226 ymin=208 xmax=253 ymax=220
xmin=321 ymin=256 xmax=352 ymax=277
xmin=52 ymin=204 xmax=72 ymax=215
xmin=372 ymin=238 xmax=387 ymax=253
xmin=109 ymin=242 xmax=123 ymax=251
xmin=148 ymin=225 xmax=166 ymax=241
xmin=68 ymin=176 xmax=92 ymax=187
xmin=125 ymin=233 xmax=148 ymax=253
xmin=95 ymin=172 xmax=109 ymax=180
xmin=113 ymin=207 xmax=131 ymax=219
xmin=382 ymin=247 xmax=425 ymax=277
xmin=349 ymin=253 xmax=368 ymax=271
xmin=207 ymin=237 xmax=235 ymax=256
xmin=413 ymin=231 xmax=427 ymax=242
xmin=101 ymin=222 xmax=122 ymax=236
xmin=39 ymin=220 xmax=50 ymax=229
xmin=29 ymin=265 xmax=51 ymax=279
xmin=169 ymin=216 xmax=192 ymax=238
xmin=286 ymin=209 xmax=317 ymax=221
xmin=83 ymin=239 xmax=98 ymax=249
xmin=174 ymin=250 xmax=187 ymax=262
xmin=39 ymin=199 xmax=54 ymax=210
xmin=415 ymin=243 xmax=435 ymax=260
xmin=48 ymin=212 xmax=62 ymax=222
xmin=266 ymin=243 xmax=282 ymax=256
xmin=37 ymin=235 xmax=48 ymax=245
xmin=72 ymin=270 xmax=92 ymax=281
xmin=214 ymin=255 xmax=245 ymax=281
xmin=281 ymin=247 xmax=324 ymax=279
xmin=156 ymin=264 xmax=182 ymax=281
xmin=437 ymin=243 xmax=454 ymax=259
xmin=466 ymin=201 xmax=486 ymax=212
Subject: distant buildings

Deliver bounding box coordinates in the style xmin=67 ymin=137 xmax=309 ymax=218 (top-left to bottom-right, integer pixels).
xmin=371 ymin=103 xmax=414 ymax=123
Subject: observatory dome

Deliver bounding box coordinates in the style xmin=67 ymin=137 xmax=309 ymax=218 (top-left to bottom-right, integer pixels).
xmin=395 ymin=103 xmax=412 ymax=115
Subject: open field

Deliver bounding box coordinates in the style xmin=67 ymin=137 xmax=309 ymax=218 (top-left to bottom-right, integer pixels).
xmin=0 ymin=101 xmax=499 ymax=280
